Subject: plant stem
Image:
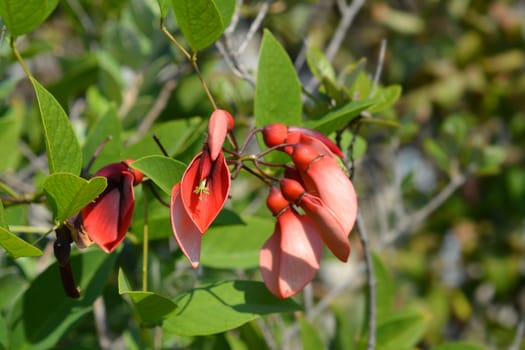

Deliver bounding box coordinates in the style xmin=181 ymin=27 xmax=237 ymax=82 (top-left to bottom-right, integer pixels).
xmin=161 ymin=23 xmax=218 ymax=110
xmin=10 ymin=37 xmax=33 ymax=79
xmin=142 ymin=184 xmax=149 ymax=292
xmin=357 ymin=213 xmax=376 ymax=350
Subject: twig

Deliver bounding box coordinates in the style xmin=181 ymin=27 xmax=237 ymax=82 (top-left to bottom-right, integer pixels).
xmin=216 ymin=40 xmax=256 ymax=86
xmin=508 ymin=317 xmax=525 ymax=350
xmin=0 ymin=25 xmax=6 ymax=47
xmin=357 ymin=212 xmax=376 ymax=350
xmin=127 ymin=79 xmax=177 ymax=145
xmin=324 ymin=0 xmax=366 ymax=61
xmin=93 ymin=296 xmax=112 ymax=350
xmin=383 ymin=166 xmax=475 ymax=245
xmin=237 ymin=0 xmax=272 ymax=55
xmin=370 ymin=38 xmax=387 ymax=97
xmin=118 ymin=72 xmax=144 ymax=119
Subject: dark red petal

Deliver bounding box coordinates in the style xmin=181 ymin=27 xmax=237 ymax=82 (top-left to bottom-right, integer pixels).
xmin=260 ymin=209 xmax=323 ymax=298
xmin=181 ymin=152 xmax=231 ymax=233
xmin=170 ymin=183 xmax=202 ymax=268
xmin=82 ymin=188 xmax=122 ymax=253
xmin=208 ymin=109 xmax=234 ymax=161
xmin=92 ymin=162 xmax=129 ymax=182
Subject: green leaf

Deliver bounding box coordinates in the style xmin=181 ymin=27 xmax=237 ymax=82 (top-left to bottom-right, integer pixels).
xmin=0 ymin=104 xmax=23 ymax=171
xmin=43 ymin=173 xmax=107 ymax=222
xmin=157 ymin=0 xmax=172 ymax=19
xmin=118 ymin=269 xmax=177 ymax=326
xmin=432 ymin=342 xmax=486 ymax=350
xmin=163 ymin=280 xmax=301 ymax=336
xmin=305 ymin=98 xmax=376 ymax=135
xmin=171 ymin=0 xmax=224 ymax=50
xmin=306 ymin=46 xmax=336 ymax=82
xmin=201 ymin=216 xmax=274 ymax=269
xmin=215 ymin=0 xmax=236 ymax=28
xmin=254 ymin=29 xmax=302 ymax=127
xmin=299 ymin=318 xmax=325 ymax=350
xmin=8 ymin=248 xmax=118 ymax=350
xmin=123 ymin=117 xmax=205 ymax=159
xmin=0 ymin=227 xmax=43 ymax=259
xmin=0 ymin=202 xmax=43 ymax=258
xmin=82 ymin=106 xmax=122 ymax=172
xmin=0 ymin=0 xmax=59 ymax=36
xmin=30 ymin=77 xmax=82 ymax=174
xmin=362 ymin=307 xmax=430 ymax=350
xmin=423 ymin=139 xmax=450 ymax=173
xmin=0 ymin=313 xmax=7 ymax=350
xmin=130 ymin=156 xmax=186 ymax=194
xmin=477 ymin=145 xmax=506 ymax=175
xmin=368 ymin=85 xmax=402 ymax=113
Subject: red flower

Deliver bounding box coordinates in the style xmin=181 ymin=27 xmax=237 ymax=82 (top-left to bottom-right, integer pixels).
xmin=79 ymin=160 xmax=143 ymax=253
xmin=170 ymin=110 xmax=233 ymax=267
xmin=291 ymin=141 xmax=358 ymax=235
xmin=260 ymin=187 xmax=323 ymax=298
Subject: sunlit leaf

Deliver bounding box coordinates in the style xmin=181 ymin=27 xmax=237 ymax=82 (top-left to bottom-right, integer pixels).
xmin=368 ymin=85 xmax=402 ymax=113
xmin=30 ymin=77 xmax=82 ymax=175
xmin=157 ymin=0 xmax=172 ymax=19
xmin=306 ymin=46 xmax=336 ymax=82
xmin=255 ymin=29 xmax=302 ymax=127
xmin=43 ymin=173 xmax=107 ymax=222
xmin=130 ymin=156 xmax=186 ymax=194
xmin=171 ymin=0 xmax=224 ymax=50
xmin=163 ymin=280 xmax=301 ymax=336
xmin=8 ymin=248 xmax=118 ymax=350
xmin=118 ymin=269 xmax=177 ymax=326
xmin=201 ymin=216 xmax=274 ymax=269
xmin=0 ymin=0 xmax=59 ymax=36
xmin=305 ymin=98 xmax=376 ymax=134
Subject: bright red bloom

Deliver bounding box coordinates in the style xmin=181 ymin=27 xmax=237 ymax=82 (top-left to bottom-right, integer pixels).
xmin=260 ymin=187 xmax=323 ymax=299
xmin=170 ymin=110 xmax=234 ymax=267
xmin=292 ymin=142 xmax=357 ymax=235
xmin=80 ymin=160 xmax=143 ymax=253
xmin=280 ymin=178 xmax=350 ymax=262
xmin=180 ymin=149 xmax=231 ymax=233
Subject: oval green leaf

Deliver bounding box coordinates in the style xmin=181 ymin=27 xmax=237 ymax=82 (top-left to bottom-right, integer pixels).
xmin=0 ymin=202 xmax=42 ymax=258
xmin=171 ymin=0 xmax=224 ymax=50
xmin=0 ymin=0 xmax=59 ymax=36
xmin=30 ymin=77 xmax=82 ymax=175
xmin=118 ymin=269 xmax=177 ymax=325
xmin=201 ymin=216 xmax=274 ymax=269
xmin=130 ymin=156 xmax=186 ymax=194
xmin=163 ymin=280 xmax=301 ymax=336
xmin=255 ymin=29 xmax=302 ymax=127
xmin=43 ymin=173 xmax=107 ymax=222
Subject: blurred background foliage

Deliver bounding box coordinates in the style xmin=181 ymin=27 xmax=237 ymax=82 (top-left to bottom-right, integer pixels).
xmin=0 ymin=0 xmax=524 ymax=349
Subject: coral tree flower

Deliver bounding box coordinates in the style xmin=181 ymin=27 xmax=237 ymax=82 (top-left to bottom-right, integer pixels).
xmin=259 ymin=186 xmax=323 ymax=299
xmin=171 ymin=109 xmax=234 ymax=268
xmin=79 ymin=160 xmax=143 ymax=253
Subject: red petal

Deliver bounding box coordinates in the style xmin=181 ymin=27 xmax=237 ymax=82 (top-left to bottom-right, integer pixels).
xmin=170 ymin=184 xmax=202 ymax=268
xmin=293 ymin=144 xmax=358 ymax=235
xmin=208 ymin=109 xmax=234 ymax=161
xmin=181 ymin=152 xmax=231 ymax=233
xmin=82 ymin=188 xmax=123 ymax=253
xmin=259 ymin=209 xmax=323 ymax=298
xmin=288 ymin=126 xmax=344 ymax=158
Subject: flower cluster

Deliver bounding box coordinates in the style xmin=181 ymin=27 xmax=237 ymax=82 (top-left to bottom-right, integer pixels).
xmin=259 ymin=124 xmax=358 ymax=298
xmin=70 ymin=110 xmax=357 ymax=300
xmin=170 ymin=109 xmax=234 ymax=267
